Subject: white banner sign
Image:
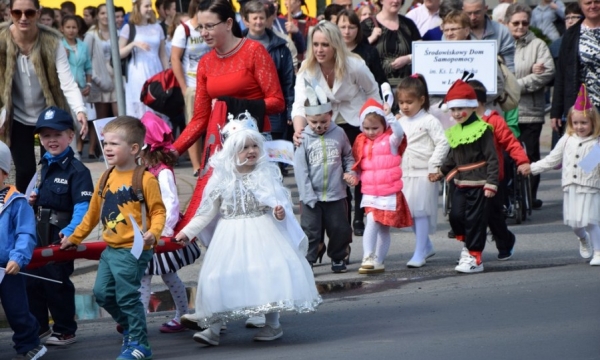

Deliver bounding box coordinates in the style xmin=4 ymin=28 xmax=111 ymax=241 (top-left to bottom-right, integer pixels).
xmin=412 ymin=40 xmax=498 ymax=95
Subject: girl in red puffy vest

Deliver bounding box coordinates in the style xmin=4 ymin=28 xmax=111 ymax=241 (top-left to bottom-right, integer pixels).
xmin=352 ymin=99 xmax=413 ymax=274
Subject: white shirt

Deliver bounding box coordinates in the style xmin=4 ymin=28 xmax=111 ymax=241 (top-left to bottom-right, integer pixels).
xmin=171 ymin=20 xmax=210 ymax=88
xmin=292 ymin=57 xmax=381 ymax=127
xmin=12 ymin=42 xmax=86 ymax=126
xmin=406 ymin=4 xmax=442 ymax=37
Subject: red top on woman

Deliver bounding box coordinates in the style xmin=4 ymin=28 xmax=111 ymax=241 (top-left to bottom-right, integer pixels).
xmin=174 ymin=38 xmax=285 ymax=153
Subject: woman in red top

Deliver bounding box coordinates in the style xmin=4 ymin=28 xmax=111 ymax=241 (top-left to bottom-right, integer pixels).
xmin=173 ymin=0 xmax=284 ymax=229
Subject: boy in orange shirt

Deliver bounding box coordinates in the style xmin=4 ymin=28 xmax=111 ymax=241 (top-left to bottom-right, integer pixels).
xmin=61 ymin=116 xmax=165 ymax=360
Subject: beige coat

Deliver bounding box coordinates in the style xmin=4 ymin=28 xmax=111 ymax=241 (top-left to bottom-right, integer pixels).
xmin=514 ymin=31 xmax=555 ymax=124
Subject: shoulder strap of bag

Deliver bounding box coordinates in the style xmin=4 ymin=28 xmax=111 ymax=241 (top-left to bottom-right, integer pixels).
xmin=98 ymin=165 xmax=147 ymax=231
xmin=180 ymin=21 xmax=191 ymax=61
xmin=132 ymin=165 xmax=147 ymax=232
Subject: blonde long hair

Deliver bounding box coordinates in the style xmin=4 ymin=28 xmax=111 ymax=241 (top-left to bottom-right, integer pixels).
xmin=299 ymin=20 xmax=359 ymax=81
xmin=566 ymin=106 xmax=600 ymax=138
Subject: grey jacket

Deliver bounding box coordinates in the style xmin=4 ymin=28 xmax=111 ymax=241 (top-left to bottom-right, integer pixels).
xmin=294 ymin=122 xmax=355 ymax=208
xmin=471 ymin=16 xmax=516 ymax=72
xmin=515 ymin=31 xmax=555 ymax=123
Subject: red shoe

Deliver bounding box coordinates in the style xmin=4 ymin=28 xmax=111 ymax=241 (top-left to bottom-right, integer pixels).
xmin=159 ymin=321 xmax=186 ymax=333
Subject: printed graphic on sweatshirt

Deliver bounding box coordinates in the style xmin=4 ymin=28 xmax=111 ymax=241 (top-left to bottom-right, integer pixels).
xmin=307 ymin=138 xmax=341 ymax=166
xmin=101 ymin=185 xmax=140 ymax=234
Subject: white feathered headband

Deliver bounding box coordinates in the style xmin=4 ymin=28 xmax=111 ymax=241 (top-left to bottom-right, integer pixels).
xmin=304 ymin=79 xmax=332 ymax=116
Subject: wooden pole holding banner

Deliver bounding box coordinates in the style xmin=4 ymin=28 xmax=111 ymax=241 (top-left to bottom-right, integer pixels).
xmin=105 ymin=0 xmax=127 ymax=116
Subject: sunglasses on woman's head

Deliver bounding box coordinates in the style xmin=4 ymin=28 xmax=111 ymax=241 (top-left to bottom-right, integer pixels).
xmin=11 ymin=8 xmax=38 ymax=19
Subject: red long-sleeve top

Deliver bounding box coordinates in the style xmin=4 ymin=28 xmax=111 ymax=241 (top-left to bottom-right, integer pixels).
xmin=174 ymin=38 xmax=285 ymax=154
xmin=483 ymin=110 xmax=530 ymax=181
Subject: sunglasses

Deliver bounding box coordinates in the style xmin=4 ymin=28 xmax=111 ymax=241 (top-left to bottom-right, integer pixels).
xmin=11 ymin=8 xmax=38 ymax=19
xmin=510 ymin=20 xmax=529 ymax=27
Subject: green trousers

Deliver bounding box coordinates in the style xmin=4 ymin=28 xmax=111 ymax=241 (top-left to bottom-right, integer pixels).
xmin=93 ymin=246 xmax=153 ymax=346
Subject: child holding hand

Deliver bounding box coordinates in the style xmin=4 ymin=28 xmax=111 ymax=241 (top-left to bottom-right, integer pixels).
xmin=433 ymin=79 xmax=499 ymax=274
xmin=523 ymin=85 xmax=600 ymax=265
xmin=294 ymin=86 xmax=356 ymax=272
xmin=175 ymin=117 xmax=321 ymax=346
xmin=397 ymin=74 xmax=449 ymax=268
xmin=61 ymin=117 xmax=166 ymax=360
xmin=353 ymin=98 xmax=414 ymax=274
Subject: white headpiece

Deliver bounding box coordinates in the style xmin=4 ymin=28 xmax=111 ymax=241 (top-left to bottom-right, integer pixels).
xmin=219 ymin=110 xmax=259 ymax=143
xmin=304 ymin=79 xmax=331 ymax=116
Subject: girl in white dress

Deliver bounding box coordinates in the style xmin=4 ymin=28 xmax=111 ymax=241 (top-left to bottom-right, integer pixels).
xmin=175 ymin=116 xmax=321 ymax=346
xmin=397 ymin=74 xmax=450 ymax=268
xmin=119 ymin=0 xmax=168 ymax=118
xmin=527 ymin=85 xmax=600 ymax=265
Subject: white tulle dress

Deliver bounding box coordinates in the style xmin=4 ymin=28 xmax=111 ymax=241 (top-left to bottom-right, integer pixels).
xmin=120 ymin=23 xmax=164 ymax=118
xmin=181 ymin=170 xmax=322 ymax=327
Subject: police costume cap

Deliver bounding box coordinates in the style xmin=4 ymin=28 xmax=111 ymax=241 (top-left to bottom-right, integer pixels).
xmin=35 ymin=106 xmax=74 ymax=133
xmin=0 ymin=140 xmax=11 ymax=175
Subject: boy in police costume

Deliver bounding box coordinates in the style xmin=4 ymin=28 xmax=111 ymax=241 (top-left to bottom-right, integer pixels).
xmin=26 ymin=107 xmax=94 ymax=346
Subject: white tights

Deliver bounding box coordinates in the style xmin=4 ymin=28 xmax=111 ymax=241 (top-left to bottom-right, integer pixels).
xmin=362 ymin=213 xmax=391 ymax=263
xmin=573 ymin=224 xmax=600 ymax=251
xmin=140 ymin=272 xmax=189 ymax=323
xmin=409 ymin=216 xmax=434 ymax=262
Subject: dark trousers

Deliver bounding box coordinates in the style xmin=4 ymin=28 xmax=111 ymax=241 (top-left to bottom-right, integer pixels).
xmin=26 ymin=261 xmax=77 ymax=335
xmin=339 ymin=123 xmax=364 ymax=223
xmin=0 ymin=269 xmax=41 ymax=354
xmin=487 ymin=184 xmax=516 ymax=254
xmin=301 ymin=199 xmax=352 ymax=263
xmin=449 ymin=187 xmax=490 ymax=252
xmin=9 ymin=120 xmax=45 ymax=193
xmin=519 ymin=123 xmax=543 ymax=200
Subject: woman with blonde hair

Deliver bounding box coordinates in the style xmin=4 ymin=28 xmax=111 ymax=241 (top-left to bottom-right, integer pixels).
xmin=119 ymin=0 xmax=168 ymax=118
xmin=292 ymin=20 xmax=381 ymax=244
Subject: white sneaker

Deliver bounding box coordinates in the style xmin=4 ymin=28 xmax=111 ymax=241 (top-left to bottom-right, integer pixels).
xmin=245 ymin=315 xmax=266 ymax=328
xmin=253 ymin=324 xmax=283 ymax=341
xmin=456 ymin=246 xmax=469 ymax=264
xmin=193 ymin=328 xmax=220 ymax=346
xmin=590 ymin=251 xmax=600 ymax=266
xmin=455 ymin=255 xmax=484 ymax=273
xmin=579 ymin=233 xmax=593 ymax=259
xmin=406 ymin=258 xmax=426 ymax=268
xmin=360 ymin=253 xmax=376 ymax=270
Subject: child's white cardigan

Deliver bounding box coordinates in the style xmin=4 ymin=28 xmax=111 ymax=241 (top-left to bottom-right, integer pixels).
xmin=531 ymin=134 xmax=600 ymax=191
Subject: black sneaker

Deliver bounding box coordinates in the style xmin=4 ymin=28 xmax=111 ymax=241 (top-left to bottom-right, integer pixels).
xmin=448 ymin=229 xmax=456 ymax=238
xmin=331 ymin=260 xmax=347 ymax=273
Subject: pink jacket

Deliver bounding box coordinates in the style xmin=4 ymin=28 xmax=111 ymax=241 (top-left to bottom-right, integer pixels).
xmin=353 ymin=130 xmax=404 ymax=197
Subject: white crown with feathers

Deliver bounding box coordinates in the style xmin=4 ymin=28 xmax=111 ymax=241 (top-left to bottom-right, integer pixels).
xmin=305 ymin=79 xmax=332 ymax=115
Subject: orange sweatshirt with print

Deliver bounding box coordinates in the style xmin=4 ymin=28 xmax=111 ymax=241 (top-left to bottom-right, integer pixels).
xmin=70 ymin=169 xmax=166 ymax=249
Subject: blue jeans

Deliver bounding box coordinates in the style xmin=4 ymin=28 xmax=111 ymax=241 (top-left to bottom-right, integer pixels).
xmin=0 ymin=269 xmax=41 ymax=354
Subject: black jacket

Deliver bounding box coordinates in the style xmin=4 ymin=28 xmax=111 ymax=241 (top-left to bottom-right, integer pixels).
xmin=243 ymin=28 xmax=295 ymax=134
xmin=352 ymin=41 xmax=388 ymax=88
xmin=551 ymin=20 xmax=583 ymax=119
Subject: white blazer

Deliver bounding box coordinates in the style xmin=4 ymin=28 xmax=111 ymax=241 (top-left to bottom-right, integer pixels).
xmin=291 ymin=56 xmax=381 ymax=127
